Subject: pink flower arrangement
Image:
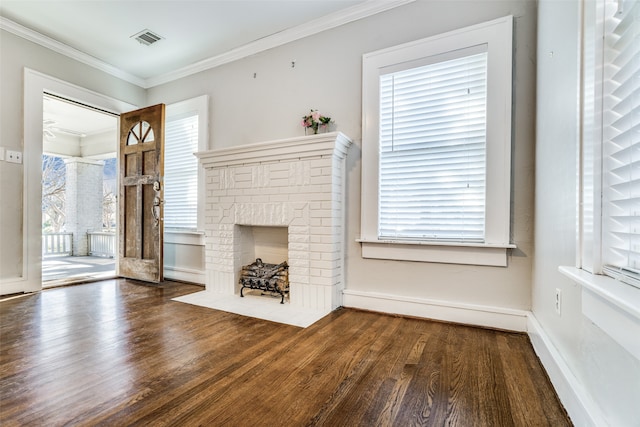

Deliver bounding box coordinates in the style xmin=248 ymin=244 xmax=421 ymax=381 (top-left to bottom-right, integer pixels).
xmin=301 ymin=109 xmax=332 ymax=134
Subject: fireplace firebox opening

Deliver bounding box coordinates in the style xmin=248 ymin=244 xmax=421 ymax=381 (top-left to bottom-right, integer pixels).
xmin=236 ymin=225 xmax=288 ymax=302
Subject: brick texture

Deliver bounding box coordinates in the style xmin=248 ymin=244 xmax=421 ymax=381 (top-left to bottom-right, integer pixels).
xmin=199 ymin=134 xmax=351 ymax=312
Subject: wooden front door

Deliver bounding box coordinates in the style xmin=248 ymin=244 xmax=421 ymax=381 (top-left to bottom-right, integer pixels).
xmin=118 ymin=104 xmax=165 ymax=282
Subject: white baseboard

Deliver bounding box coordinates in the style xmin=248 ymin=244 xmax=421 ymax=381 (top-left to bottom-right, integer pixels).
xmin=527 ymin=314 xmax=607 ymax=427
xmin=164 ymin=266 xmax=205 ymax=285
xmin=342 ymin=289 xmax=528 ymax=332
xmin=0 ymin=277 xmax=39 ymax=295
xmin=0 ymin=281 xmax=28 ymax=296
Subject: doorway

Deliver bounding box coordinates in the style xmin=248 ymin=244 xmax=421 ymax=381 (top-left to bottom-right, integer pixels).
xmin=0 ymin=69 xmax=139 ymax=296
xmin=41 ymin=94 xmax=118 ymax=287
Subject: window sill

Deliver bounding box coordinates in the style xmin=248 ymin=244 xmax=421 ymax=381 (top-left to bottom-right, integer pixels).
xmin=164 ymin=230 xmax=205 ymax=246
xmin=559 ymin=266 xmax=640 ymax=361
xmin=358 ymin=238 xmax=515 ymax=267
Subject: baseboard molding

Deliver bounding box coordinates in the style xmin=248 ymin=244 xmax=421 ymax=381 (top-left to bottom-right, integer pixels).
xmin=527 ymin=314 xmax=607 ymax=427
xmin=164 ymin=266 xmax=205 ymax=285
xmin=342 ymin=289 xmax=528 ymax=332
xmin=0 ymin=277 xmax=38 ymax=296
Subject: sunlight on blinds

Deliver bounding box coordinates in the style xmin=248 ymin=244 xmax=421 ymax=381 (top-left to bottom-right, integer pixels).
xmin=378 ymin=51 xmax=488 ymax=241
xmin=164 ymin=113 xmax=198 ymax=230
xmin=602 ymin=0 xmax=640 ymax=287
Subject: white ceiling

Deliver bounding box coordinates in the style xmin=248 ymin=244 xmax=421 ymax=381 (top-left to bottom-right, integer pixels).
xmin=42 ymin=95 xmax=118 ymax=158
xmin=0 ymin=0 xmax=404 ymax=86
xmin=1 ymin=0 xmax=412 ymax=149
xmin=43 ymin=95 xmax=117 ymax=137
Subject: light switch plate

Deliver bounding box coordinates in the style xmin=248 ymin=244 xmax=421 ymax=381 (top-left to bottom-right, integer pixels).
xmin=6 ymin=150 xmax=22 ymax=164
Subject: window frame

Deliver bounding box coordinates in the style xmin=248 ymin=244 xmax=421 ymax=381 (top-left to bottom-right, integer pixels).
xmin=164 ymin=95 xmax=209 ymax=234
xmin=560 ymin=0 xmax=640 ymax=362
xmin=599 ymin=0 xmax=640 ymax=287
xmin=359 ymin=16 xmax=515 ymax=267
xmin=579 ymin=0 xmax=639 ymax=286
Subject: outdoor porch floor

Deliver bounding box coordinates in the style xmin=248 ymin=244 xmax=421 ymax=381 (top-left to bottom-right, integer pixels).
xmin=43 ymin=255 xmax=115 ymax=286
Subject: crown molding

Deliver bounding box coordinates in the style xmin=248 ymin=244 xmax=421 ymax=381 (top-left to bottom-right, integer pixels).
xmin=0 ymin=17 xmax=146 ymax=88
xmin=1 ymin=0 xmax=415 ymax=89
xmin=145 ymin=0 xmax=416 ymax=87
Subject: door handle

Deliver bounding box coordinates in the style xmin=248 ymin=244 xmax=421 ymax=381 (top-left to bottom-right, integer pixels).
xmin=152 ymin=180 xmax=161 ymax=226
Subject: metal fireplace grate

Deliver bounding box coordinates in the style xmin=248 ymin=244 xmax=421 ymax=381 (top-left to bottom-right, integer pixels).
xmin=239 ymin=258 xmax=289 ymax=304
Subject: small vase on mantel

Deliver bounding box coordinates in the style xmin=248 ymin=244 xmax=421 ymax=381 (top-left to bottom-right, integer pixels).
xmin=305 ymin=123 xmax=331 ymax=135
xmin=301 ymin=110 xmax=333 ymax=136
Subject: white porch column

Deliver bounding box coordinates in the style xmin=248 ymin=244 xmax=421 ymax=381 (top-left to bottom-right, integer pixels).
xmin=64 ymin=158 xmax=104 ymax=256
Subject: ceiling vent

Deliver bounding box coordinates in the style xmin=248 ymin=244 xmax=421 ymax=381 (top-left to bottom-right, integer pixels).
xmin=131 ymin=29 xmax=163 ymax=46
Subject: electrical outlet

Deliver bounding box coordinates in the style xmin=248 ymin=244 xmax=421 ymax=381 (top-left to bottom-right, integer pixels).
xmin=555 ymin=288 xmax=562 ymax=316
xmin=6 ymin=150 xmax=22 ymax=164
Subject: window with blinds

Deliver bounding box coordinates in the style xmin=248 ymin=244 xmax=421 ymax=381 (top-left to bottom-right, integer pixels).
xmin=601 ymin=0 xmax=640 ymax=288
xmin=379 ymin=50 xmax=488 ymax=242
xmin=360 ymin=16 xmax=512 ymax=265
xmin=164 ymin=113 xmax=199 ymax=230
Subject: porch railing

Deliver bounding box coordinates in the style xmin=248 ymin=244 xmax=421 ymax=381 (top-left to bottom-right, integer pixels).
xmin=43 ymin=232 xmax=73 ymax=256
xmin=88 ymin=231 xmax=116 ymax=258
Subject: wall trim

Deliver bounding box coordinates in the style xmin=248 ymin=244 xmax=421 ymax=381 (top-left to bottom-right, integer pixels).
xmin=0 ymin=17 xmax=145 ymax=87
xmin=342 ymin=289 xmax=528 ymax=332
xmin=147 ymin=0 xmax=416 ymax=87
xmin=164 ymin=266 xmax=205 ymax=285
xmin=527 ymin=313 xmax=607 ymax=427
xmin=164 ymin=230 xmax=205 ymax=246
xmin=559 ymin=266 xmax=640 ymax=361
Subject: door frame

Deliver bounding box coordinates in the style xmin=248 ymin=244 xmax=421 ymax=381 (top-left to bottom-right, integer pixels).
xmin=1 ymin=69 xmax=137 ymax=295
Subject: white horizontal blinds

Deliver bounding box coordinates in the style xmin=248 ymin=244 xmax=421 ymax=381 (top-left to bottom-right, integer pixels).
xmin=602 ymin=0 xmax=640 ymax=287
xmin=164 ymin=113 xmax=199 ymax=230
xmin=378 ymin=51 xmax=488 ymax=241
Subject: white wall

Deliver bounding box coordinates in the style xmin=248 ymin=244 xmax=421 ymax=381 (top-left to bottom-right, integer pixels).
xmin=147 ymin=0 xmax=538 ymax=329
xmin=163 ymin=233 xmax=205 ymax=284
xmin=532 ymin=1 xmax=640 ymax=425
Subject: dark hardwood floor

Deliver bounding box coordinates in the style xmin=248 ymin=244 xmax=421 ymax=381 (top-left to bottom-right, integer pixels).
xmin=0 ymin=279 xmax=571 ymax=426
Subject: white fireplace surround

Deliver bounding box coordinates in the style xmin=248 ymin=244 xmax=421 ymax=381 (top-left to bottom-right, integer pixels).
xmin=196 ymin=132 xmax=352 ymax=314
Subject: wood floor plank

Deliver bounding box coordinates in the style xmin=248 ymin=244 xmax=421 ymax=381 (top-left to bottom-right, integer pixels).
xmin=0 ymin=279 xmax=572 ymax=426
xmin=390 ymin=321 xmax=450 ymax=426
xmin=89 ymin=315 xmax=297 ymax=424
xmin=301 ymin=314 xmax=409 ymax=426
xmin=364 ymin=328 xmax=429 ymax=425
xmin=163 ymin=310 xmax=385 ymax=426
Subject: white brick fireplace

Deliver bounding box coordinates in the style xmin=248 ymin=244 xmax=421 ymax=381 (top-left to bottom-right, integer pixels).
xmin=196 ymin=132 xmax=352 ymax=314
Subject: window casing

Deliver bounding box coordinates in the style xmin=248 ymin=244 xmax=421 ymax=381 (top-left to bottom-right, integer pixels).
xmin=360 ymin=16 xmax=514 ymax=267
xmin=581 ymin=0 xmax=639 ymax=289
xmin=602 ymin=0 xmax=639 ymax=287
xmin=565 ymin=0 xmax=640 ymax=363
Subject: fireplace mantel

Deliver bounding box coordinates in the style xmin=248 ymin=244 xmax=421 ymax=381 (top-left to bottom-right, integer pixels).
xmin=195 ymin=131 xmax=352 ymax=167
xmin=197 ymin=131 xmax=352 ymax=314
